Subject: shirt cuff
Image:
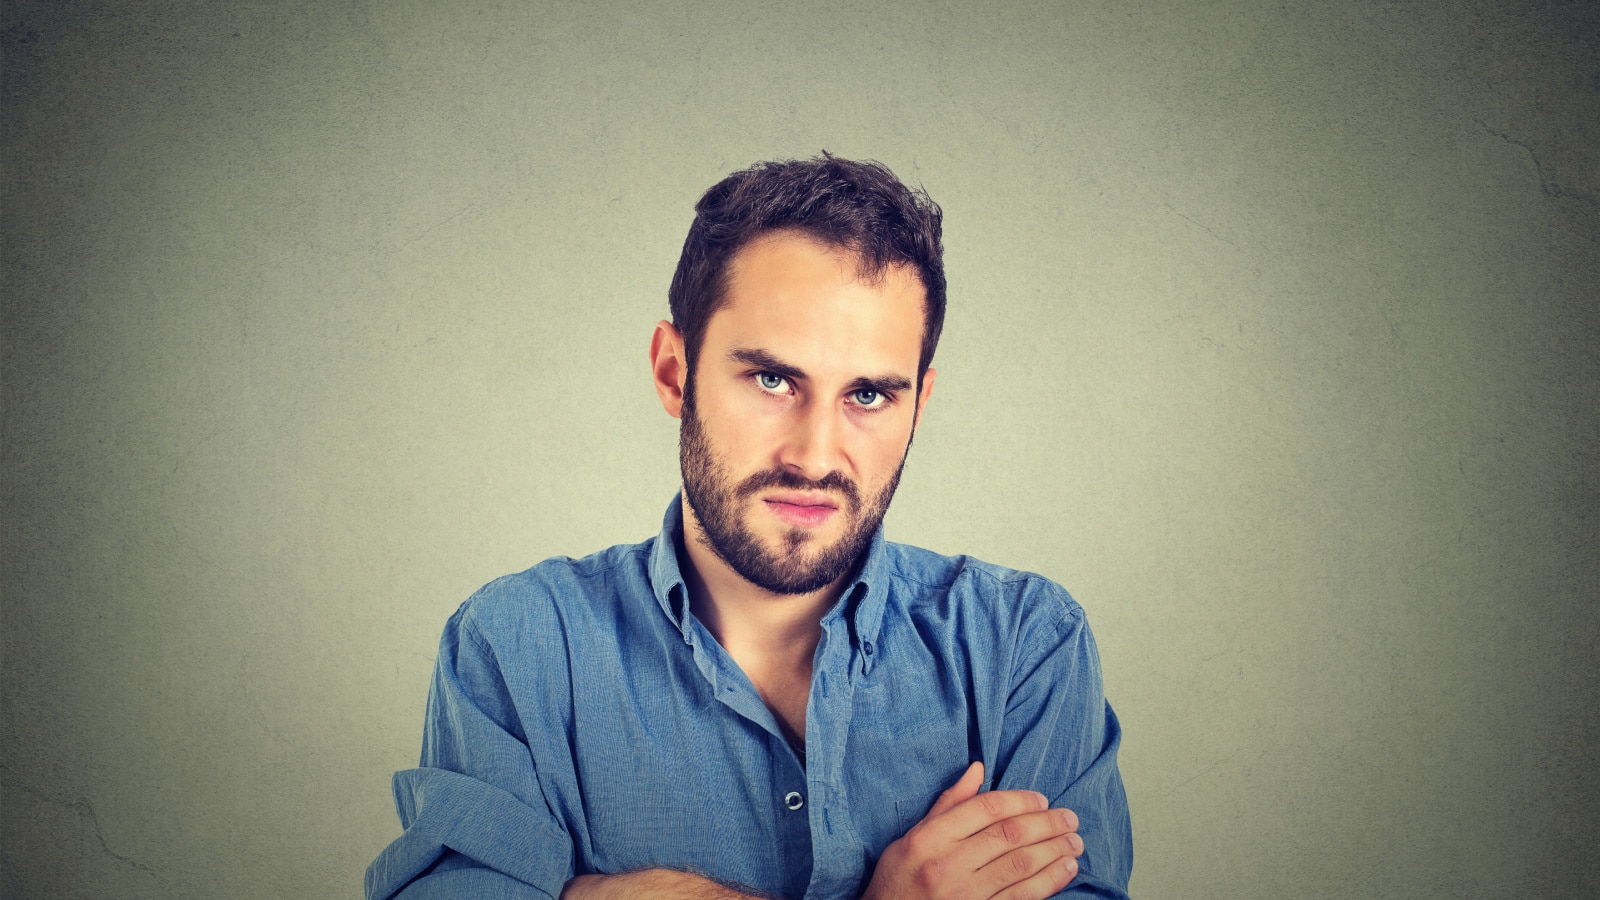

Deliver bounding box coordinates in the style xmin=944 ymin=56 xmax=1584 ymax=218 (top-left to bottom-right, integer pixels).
xmin=366 ymin=767 xmax=572 ymax=900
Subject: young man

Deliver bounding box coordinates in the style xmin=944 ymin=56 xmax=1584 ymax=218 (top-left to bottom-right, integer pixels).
xmin=367 ymin=156 xmax=1133 ymax=899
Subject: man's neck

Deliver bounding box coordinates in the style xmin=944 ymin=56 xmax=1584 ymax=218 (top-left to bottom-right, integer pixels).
xmin=677 ymin=497 xmax=846 ymax=666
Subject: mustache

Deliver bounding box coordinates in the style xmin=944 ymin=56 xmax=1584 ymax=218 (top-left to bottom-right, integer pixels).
xmin=735 ymin=468 xmax=860 ymax=510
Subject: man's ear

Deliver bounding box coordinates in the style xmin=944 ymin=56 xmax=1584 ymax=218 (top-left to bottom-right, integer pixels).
xmin=650 ymin=320 xmax=688 ymax=419
xmin=913 ymin=367 xmax=936 ymax=430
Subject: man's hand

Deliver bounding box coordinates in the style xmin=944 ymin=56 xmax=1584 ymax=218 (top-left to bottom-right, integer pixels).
xmin=860 ymin=762 xmax=1083 ymax=900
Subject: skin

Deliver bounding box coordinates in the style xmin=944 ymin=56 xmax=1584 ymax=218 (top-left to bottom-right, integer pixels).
xmin=562 ymin=231 xmax=1083 ymax=900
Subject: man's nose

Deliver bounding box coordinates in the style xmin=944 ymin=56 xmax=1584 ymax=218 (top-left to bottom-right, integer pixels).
xmin=780 ymin=398 xmax=843 ymax=483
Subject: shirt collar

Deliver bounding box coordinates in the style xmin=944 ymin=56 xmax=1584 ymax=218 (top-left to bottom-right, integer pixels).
xmin=647 ymin=493 xmax=891 ymax=650
xmin=648 ymin=494 xmax=693 ymax=632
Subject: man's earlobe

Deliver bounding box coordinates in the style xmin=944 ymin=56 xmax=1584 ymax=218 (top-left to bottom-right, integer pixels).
xmin=650 ymin=321 xmax=687 ymax=419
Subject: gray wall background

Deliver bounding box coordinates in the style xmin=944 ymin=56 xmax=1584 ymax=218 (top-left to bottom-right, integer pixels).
xmin=4 ymin=1 xmax=1596 ymax=897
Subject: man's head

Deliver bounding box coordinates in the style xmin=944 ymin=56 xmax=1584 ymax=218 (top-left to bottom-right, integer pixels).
xmin=668 ymin=154 xmax=945 ymax=387
xmin=651 ymin=155 xmax=945 ymax=597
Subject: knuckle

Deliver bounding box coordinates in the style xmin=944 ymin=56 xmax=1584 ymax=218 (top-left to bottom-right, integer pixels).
xmin=1004 ymin=849 xmax=1036 ymax=880
xmin=918 ymin=856 xmax=951 ymax=889
xmin=996 ymin=816 xmax=1025 ymax=846
xmin=976 ymin=792 xmax=1006 ymax=819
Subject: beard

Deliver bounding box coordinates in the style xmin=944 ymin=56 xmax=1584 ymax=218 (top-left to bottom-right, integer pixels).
xmin=679 ymin=382 xmax=910 ymax=596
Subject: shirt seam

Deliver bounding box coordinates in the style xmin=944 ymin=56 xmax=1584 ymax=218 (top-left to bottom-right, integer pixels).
xmin=460 ymin=608 xmax=499 ymax=661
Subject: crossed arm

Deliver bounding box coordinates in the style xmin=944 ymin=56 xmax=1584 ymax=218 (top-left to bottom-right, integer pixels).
xmin=560 ymin=762 xmax=1084 ymax=900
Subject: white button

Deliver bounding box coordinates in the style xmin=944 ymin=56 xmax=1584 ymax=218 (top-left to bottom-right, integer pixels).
xmin=784 ymin=791 xmax=804 ymax=810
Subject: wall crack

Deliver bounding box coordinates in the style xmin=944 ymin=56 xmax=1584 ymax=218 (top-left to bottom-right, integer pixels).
xmin=1481 ymin=123 xmax=1599 ymax=207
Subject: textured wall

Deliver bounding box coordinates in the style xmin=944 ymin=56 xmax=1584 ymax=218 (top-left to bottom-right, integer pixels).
xmin=3 ymin=1 xmax=1596 ymax=897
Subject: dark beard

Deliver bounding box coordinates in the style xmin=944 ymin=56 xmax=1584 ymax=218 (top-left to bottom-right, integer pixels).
xmin=679 ymin=383 xmax=909 ymax=595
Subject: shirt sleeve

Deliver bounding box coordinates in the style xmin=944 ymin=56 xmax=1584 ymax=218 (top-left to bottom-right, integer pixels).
xmin=365 ymin=604 xmax=575 ymax=900
xmin=994 ymin=588 xmax=1134 ymax=899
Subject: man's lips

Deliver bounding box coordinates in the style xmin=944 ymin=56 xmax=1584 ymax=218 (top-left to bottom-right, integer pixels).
xmin=762 ymin=493 xmax=840 ymax=528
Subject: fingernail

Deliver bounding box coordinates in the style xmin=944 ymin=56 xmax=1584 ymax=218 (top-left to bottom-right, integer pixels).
xmin=1033 ymin=792 xmax=1049 ymax=809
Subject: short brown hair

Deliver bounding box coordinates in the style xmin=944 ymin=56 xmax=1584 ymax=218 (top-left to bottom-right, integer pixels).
xmin=668 ymin=154 xmax=946 ymax=379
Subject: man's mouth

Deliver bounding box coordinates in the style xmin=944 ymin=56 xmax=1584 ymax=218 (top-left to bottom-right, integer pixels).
xmin=762 ymin=492 xmax=840 ymax=529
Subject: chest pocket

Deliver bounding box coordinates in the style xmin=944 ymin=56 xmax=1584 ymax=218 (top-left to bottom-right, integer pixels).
xmin=845 ymin=669 xmax=976 ymax=853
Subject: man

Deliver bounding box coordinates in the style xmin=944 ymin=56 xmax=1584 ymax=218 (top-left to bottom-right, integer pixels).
xmin=367 ymin=155 xmax=1133 ymax=899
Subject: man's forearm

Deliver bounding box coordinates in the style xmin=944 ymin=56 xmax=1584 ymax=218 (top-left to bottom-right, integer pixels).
xmin=561 ymin=869 xmax=773 ymax=900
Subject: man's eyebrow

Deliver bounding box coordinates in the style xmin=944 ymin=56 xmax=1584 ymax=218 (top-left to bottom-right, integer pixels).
xmin=847 ymin=374 xmax=914 ymax=395
xmin=728 ymin=348 xmax=807 ymax=381
xmin=729 ymin=347 xmax=914 ymax=395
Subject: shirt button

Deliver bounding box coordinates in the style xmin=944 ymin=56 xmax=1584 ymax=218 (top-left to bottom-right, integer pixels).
xmin=863 ymin=640 xmax=874 ymax=656
xmin=784 ymin=791 xmax=804 ymax=811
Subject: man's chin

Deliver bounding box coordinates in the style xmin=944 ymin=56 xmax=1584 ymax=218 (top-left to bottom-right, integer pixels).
xmin=747 ymin=514 xmax=842 ymax=552
xmin=742 ymin=528 xmax=851 ymax=578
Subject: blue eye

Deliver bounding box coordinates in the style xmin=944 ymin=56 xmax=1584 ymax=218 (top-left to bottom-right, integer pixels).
xmin=756 ymin=373 xmax=788 ymax=392
xmin=852 ymin=389 xmax=885 ymax=409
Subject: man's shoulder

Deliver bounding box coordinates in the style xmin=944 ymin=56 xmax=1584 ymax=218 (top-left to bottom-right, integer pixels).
xmin=880 ymin=539 xmax=1085 ymax=630
xmin=450 ymin=536 xmax=656 ymax=638
xmin=881 ymin=538 xmax=1079 ymax=599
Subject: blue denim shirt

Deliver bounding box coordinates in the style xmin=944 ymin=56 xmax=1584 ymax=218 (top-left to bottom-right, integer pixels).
xmin=367 ymin=496 xmax=1132 ymax=899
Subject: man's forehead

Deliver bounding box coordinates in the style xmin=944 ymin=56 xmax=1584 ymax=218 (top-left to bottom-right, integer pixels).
xmin=706 ymin=231 xmax=926 ymax=376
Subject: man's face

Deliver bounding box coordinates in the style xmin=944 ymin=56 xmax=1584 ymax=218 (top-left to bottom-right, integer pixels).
xmin=678 ymin=230 xmax=934 ymax=595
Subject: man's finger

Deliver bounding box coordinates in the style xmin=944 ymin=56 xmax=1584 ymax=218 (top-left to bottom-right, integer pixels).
xmin=925 ymin=760 xmax=984 ymax=819
xmin=967 ymin=808 xmax=1081 ymax=868
xmin=989 ymin=852 xmax=1080 ymax=900
xmin=924 ymin=787 xmax=1052 ymax=845
xmin=977 ymin=833 xmax=1080 ymax=887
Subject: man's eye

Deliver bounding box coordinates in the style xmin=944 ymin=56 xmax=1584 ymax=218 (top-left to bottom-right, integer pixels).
xmin=851 ymin=389 xmax=885 ymax=409
xmin=756 ymin=373 xmax=788 ymax=393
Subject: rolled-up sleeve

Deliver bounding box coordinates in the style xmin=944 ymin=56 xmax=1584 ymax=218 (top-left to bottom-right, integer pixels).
xmin=366 ymin=605 xmax=574 ymax=900
xmin=995 ymin=588 xmax=1134 ymax=899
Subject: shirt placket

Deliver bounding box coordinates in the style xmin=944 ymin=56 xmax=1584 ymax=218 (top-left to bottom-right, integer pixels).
xmin=684 ymin=615 xmax=816 ymax=894
xmin=802 ymin=617 xmax=864 ymax=899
